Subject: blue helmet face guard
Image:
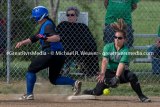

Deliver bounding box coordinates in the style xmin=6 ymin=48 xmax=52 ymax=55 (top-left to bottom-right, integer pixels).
xmin=32 ymin=14 xmax=46 ymax=22
xmin=31 ymin=6 xmax=49 ymax=22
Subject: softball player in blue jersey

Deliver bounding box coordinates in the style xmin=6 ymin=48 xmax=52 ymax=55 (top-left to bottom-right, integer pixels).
xmin=15 ymin=6 xmax=81 ymax=100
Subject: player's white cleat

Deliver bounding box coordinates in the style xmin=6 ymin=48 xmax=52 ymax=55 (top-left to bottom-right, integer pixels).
xmin=139 ymin=95 xmax=151 ymax=102
xmin=19 ymin=94 xmax=34 ymax=100
xmin=73 ymin=80 xmax=82 ymax=95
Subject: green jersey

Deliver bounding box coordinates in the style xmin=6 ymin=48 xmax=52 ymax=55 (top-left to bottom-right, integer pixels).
xmin=103 ymin=43 xmax=129 ymax=70
xmin=105 ymin=0 xmax=139 ymax=24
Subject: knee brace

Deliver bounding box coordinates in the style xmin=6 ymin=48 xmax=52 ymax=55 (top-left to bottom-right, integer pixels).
xmin=128 ymin=73 xmax=138 ymax=83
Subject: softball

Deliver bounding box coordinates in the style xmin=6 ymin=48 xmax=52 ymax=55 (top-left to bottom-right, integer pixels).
xmin=103 ymin=88 xmax=110 ymax=95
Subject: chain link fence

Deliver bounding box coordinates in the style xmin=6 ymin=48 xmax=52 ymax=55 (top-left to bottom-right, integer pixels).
xmin=0 ymin=0 xmax=160 ymax=87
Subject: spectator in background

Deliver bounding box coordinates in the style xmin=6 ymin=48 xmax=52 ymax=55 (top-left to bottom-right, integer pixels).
xmin=157 ymin=25 xmax=160 ymax=46
xmin=148 ymin=25 xmax=160 ymax=74
xmin=103 ymin=0 xmax=139 ymax=48
xmin=57 ymin=6 xmax=99 ymax=77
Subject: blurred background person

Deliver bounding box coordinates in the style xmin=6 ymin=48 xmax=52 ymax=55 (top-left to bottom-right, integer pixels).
xmin=103 ymin=0 xmax=139 ymax=48
xmin=57 ymin=6 xmax=99 ymax=77
xmin=147 ymin=25 xmax=160 ymax=74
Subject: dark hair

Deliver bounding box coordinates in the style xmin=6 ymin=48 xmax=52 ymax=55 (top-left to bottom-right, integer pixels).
xmin=46 ymin=16 xmax=55 ymax=25
xmin=111 ymin=19 xmax=127 ymax=38
xmin=66 ymin=6 xmax=80 ymax=17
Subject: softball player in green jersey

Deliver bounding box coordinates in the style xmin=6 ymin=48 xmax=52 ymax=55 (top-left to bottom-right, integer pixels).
xmin=83 ymin=19 xmax=151 ymax=103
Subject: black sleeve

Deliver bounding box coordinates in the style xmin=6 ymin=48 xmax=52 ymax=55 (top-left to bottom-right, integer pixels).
xmin=29 ymin=23 xmax=58 ymax=43
xmin=44 ymin=24 xmax=59 ymax=37
xmin=29 ymin=35 xmax=39 ymax=43
xmin=29 ymin=30 xmax=39 ymax=43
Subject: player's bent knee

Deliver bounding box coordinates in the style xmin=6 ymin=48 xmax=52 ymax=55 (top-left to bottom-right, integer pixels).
xmin=49 ymin=78 xmax=56 ymax=85
xmin=129 ymin=73 xmax=138 ymax=82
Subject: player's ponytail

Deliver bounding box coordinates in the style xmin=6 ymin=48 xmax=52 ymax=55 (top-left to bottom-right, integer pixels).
xmin=111 ymin=18 xmax=127 ymax=38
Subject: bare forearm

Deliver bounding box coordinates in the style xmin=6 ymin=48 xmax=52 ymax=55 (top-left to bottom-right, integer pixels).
xmin=116 ymin=63 xmax=125 ymax=77
xmin=22 ymin=38 xmax=32 ymax=45
xmin=15 ymin=38 xmax=31 ymax=48
xmin=97 ymin=57 xmax=108 ymax=82
xmin=46 ymin=35 xmax=60 ymax=42
xmin=101 ymin=57 xmax=108 ymax=74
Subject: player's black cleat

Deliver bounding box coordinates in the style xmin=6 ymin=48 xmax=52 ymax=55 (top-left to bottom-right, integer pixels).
xmin=83 ymin=89 xmax=94 ymax=95
xmin=139 ymin=95 xmax=151 ymax=102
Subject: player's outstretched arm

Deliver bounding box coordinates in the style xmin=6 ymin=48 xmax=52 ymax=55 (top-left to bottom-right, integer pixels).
xmin=45 ymin=35 xmax=60 ymax=42
xmin=97 ymin=57 xmax=108 ymax=83
xmin=15 ymin=38 xmax=31 ymax=48
xmin=116 ymin=63 xmax=125 ymax=77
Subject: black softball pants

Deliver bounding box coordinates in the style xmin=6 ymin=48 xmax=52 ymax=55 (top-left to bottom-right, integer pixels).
xmin=28 ymin=54 xmax=65 ymax=84
xmin=93 ymin=69 xmax=144 ymax=96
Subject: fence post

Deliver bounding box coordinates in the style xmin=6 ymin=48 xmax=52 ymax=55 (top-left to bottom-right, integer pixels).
xmin=7 ymin=0 xmax=11 ymax=83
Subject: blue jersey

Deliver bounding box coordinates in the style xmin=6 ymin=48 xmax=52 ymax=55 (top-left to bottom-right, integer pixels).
xmin=39 ymin=20 xmax=63 ymax=52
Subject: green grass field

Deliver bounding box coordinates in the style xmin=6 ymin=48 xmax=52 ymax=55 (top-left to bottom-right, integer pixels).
xmin=0 ymin=80 xmax=160 ymax=96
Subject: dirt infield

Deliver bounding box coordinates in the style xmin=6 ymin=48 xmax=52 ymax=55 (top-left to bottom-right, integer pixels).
xmin=0 ymin=94 xmax=159 ymax=107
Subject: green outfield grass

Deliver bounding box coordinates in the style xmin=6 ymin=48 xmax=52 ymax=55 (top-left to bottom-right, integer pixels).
xmin=0 ymin=80 xmax=159 ymax=96
xmin=133 ymin=1 xmax=160 ymax=34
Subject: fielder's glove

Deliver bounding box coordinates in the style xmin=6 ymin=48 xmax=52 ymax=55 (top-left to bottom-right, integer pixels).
xmin=36 ymin=34 xmax=48 ymax=40
xmin=109 ymin=76 xmax=120 ymax=88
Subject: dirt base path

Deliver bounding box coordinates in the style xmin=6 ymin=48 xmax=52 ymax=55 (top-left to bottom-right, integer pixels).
xmin=0 ymin=94 xmax=159 ymax=107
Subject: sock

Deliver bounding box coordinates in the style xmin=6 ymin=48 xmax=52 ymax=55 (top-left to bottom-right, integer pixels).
xmin=26 ymin=72 xmax=36 ymax=95
xmin=92 ymin=82 xmax=108 ymax=96
xmin=55 ymin=76 xmax=75 ymax=85
xmin=130 ymin=81 xmax=144 ymax=97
